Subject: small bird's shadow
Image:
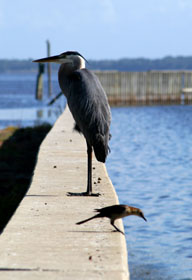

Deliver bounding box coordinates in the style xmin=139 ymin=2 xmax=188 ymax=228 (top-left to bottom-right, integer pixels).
xmin=68 ymin=230 xmax=119 ymax=234
xmin=67 ymin=192 xmax=101 ymax=197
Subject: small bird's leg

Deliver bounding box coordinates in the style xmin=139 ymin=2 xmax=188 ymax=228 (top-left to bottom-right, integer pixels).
xmin=111 ymin=220 xmax=125 ymax=235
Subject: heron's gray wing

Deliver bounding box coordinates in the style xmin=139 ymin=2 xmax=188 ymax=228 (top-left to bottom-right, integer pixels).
xmin=67 ymin=69 xmax=111 ymax=162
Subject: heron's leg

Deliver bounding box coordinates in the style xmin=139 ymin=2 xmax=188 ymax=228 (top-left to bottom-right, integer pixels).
xmin=67 ymin=142 xmax=100 ymax=196
xmin=83 ymin=142 xmax=100 ymax=196
xmin=86 ymin=142 xmax=93 ymax=195
xmin=111 ymin=220 xmax=125 ymax=235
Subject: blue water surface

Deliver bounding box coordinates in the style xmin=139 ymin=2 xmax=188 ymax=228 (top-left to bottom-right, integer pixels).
xmin=106 ymin=106 xmax=192 ymax=280
xmin=0 ymin=73 xmax=65 ymax=128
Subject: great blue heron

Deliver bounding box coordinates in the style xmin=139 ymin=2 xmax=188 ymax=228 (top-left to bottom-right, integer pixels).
xmin=76 ymin=204 xmax=147 ymax=234
xmin=33 ymin=51 xmax=111 ymax=196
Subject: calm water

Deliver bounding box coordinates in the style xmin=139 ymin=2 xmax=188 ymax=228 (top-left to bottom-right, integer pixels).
xmin=106 ymin=106 xmax=192 ymax=280
xmin=0 ymin=74 xmax=192 ymax=279
xmin=0 ymin=73 xmax=65 ymax=128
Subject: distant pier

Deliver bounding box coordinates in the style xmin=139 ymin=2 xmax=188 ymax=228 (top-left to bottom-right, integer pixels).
xmin=95 ymin=71 xmax=192 ymax=105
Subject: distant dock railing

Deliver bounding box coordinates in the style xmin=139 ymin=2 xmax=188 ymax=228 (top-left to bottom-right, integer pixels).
xmin=95 ymin=71 xmax=192 ymax=105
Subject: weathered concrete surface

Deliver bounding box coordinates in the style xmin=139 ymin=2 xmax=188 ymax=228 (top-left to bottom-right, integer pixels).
xmin=0 ymin=106 xmax=129 ymax=280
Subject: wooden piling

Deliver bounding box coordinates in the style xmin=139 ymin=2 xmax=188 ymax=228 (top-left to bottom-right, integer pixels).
xmin=46 ymin=40 xmax=52 ymax=97
xmin=35 ymin=63 xmax=44 ymax=100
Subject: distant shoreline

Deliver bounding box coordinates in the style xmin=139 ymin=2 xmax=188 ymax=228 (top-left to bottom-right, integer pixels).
xmin=1 ymin=56 xmax=192 ymax=72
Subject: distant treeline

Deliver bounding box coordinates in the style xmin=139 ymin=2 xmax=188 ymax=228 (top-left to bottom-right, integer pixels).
xmin=1 ymin=56 xmax=192 ymax=72
xmin=0 ymin=59 xmax=35 ymax=73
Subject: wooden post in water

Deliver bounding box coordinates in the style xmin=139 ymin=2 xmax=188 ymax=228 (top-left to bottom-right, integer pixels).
xmin=35 ymin=63 xmax=45 ymax=100
xmin=47 ymin=40 xmax=52 ymax=97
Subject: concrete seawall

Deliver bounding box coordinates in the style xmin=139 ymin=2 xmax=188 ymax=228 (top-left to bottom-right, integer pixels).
xmin=0 ymin=106 xmax=129 ymax=279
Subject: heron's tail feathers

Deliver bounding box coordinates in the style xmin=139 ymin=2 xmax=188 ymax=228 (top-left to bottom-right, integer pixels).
xmin=76 ymin=213 xmax=101 ymax=225
xmin=93 ymin=134 xmax=109 ymax=163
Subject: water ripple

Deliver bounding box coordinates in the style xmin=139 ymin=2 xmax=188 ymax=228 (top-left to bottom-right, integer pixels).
xmin=106 ymin=105 xmax=192 ymax=280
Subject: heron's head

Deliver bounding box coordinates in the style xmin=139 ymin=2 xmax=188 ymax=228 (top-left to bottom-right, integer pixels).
xmin=33 ymin=51 xmax=86 ymax=69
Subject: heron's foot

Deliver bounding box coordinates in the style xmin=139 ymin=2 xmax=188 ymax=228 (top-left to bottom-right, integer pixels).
xmin=67 ymin=191 xmax=101 ymax=197
xmin=83 ymin=191 xmax=101 ymax=197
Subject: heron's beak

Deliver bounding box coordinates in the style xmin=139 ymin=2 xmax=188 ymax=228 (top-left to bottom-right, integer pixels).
xmin=33 ymin=55 xmax=60 ymax=63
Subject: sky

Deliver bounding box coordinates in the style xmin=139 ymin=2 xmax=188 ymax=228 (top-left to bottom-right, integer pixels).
xmin=1 ymin=0 xmax=192 ymax=60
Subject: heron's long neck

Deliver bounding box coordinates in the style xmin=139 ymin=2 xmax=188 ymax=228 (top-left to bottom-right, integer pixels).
xmin=59 ymin=56 xmax=85 ymax=75
xmin=58 ymin=55 xmax=85 ymax=97
xmin=75 ymin=55 xmax=85 ymax=69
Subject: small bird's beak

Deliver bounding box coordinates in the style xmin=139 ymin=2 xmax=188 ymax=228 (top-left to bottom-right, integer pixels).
xmin=141 ymin=213 xmax=147 ymax=222
xmin=33 ymin=55 xmax=60 ymax=63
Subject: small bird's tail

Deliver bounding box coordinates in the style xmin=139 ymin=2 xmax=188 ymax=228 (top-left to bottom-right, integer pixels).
xmin=76 ymin=214 xmax=100 ymax=225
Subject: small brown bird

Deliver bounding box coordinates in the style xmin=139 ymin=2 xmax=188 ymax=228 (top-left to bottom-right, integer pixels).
xmin=76 ymin=204 xmax=147 ymax=234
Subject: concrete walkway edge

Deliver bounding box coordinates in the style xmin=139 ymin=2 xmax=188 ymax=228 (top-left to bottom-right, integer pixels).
xmin=0 ymin=106 xmax=130 ymax=280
